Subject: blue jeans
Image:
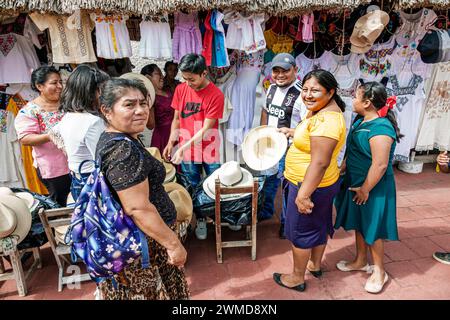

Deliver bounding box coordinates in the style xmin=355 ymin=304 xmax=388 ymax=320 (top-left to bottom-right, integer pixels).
xmin=259 ymin=155 xmax=287 ymax=222
xmin=70 ymin=171 xmax=91 ymax=202
xmin=181 ymin=162 xmax=220 ymax=190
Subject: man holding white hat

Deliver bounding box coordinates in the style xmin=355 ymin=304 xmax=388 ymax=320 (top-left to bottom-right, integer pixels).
xmin=260 ymin=53 xmax=307 ymax=238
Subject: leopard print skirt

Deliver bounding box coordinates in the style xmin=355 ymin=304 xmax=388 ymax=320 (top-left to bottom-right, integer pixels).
xmin=97 ymin=225 xmax=190 ymax=300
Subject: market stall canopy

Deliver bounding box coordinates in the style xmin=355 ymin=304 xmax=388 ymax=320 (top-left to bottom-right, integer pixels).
xmin=1 ymin=0 xmax=450 ymax=15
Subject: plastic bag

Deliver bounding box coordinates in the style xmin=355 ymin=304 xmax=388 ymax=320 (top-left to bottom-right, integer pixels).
xmin=192 ymin=176 xmax=266 ymax=225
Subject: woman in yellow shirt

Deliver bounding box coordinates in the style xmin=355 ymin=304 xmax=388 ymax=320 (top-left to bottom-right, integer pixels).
xmin=274 ymin=70 xmax=346 ymax=292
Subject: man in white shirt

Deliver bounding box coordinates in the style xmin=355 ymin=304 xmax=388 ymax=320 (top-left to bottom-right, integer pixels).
xmin=260 ymin=53 xmax=307 ymax=238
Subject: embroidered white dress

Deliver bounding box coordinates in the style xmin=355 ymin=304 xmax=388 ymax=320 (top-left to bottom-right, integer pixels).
xmin=224 ymin=11 xmax=266 ymax=54
xmin=415 ymin=62 xmax=450 ymax=152
xmin=91 ymin=14 xmax=132 ymax=59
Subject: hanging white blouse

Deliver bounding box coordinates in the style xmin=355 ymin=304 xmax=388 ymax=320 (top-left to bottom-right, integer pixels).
xmin=91 ymin=13 xmax=132 ymax=59
xmin=139 ymin=15 xmax=172 ymax=60
xmin=295 ymin=51 xmax=332 ymax=80
xmin=224 ymin=11 xmax=266 ymax=54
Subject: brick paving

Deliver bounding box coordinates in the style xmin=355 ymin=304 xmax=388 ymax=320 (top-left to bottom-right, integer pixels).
xmin=1 ymin=164 xmax=449 ymax=300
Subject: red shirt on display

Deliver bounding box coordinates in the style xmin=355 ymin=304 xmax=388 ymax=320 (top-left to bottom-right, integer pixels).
xmin=171 ymin=81 xmax=224 ymax=163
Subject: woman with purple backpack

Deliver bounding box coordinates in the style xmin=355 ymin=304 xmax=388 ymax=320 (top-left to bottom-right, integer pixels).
xmin=93 ymin=78 xmax=189 ymax=300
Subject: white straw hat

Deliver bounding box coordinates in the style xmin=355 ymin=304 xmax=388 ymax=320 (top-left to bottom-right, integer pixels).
xmin=203 ymin=161 xmax=253 ymax=201
xmin=350 ymin=10 xmax=390 ymax=54
xmin=241 ymin=125 xmax=288 ymax=171
xmin=0 ymin=195 xmax=32 ymax=245
xmin=120 ymin=72 xmax=156 ymax=107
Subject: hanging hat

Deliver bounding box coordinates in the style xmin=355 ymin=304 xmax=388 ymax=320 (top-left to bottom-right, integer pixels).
xmin=350 ymin=10 xmax=390 ymax=54
xmin=203 ymin=161 xmax=253 ymax=201
xmin=146 ymin=147 xmax=176 ymax=184
xmin=417 ymin=29 xmax=450 ymax=64
xmin=0 ymin=195 xmax=32 ymax=245
xmin=120 ymin=72 xmax=156 ymax=107
xmin=241 ymin=125 xmax=288 ymax=171
xmin=164 ymin=182 xmax=193 ymax=225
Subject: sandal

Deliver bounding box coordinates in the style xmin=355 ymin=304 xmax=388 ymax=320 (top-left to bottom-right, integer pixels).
xmin=336 ymin=260 xmax=373 ymax=273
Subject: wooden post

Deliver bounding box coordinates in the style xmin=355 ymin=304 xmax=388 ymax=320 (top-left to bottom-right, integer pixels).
xmin=215 ymin=179 xmax=223 ymax=263
xmin=9 ymin=248 xmax=27 ymax=297
xmin=0 ymin=257 xmax=4 ymax=274
xmin=251 ymin=179 xmax=258 ymax=261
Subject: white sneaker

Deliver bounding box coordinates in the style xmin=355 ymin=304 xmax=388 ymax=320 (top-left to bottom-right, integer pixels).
xmin=195 ymin=218 xmax=207 ymax=240
xmin=228 ymin=224 xmax=242 ymax=231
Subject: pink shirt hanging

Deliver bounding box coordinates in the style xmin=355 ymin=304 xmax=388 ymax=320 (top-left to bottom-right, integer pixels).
xmin=302 ymin=13 xmax=314 ymax=43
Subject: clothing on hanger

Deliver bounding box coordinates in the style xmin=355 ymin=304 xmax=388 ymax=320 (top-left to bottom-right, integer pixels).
xmin=172 ymin=12 xmax=202 ymax=63
xmin=139 ymin=14 xmax=172 ymax=60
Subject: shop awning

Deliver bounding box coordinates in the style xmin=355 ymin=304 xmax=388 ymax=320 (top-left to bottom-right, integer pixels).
xmin=1 ymin=0 xmax=450 ymax=15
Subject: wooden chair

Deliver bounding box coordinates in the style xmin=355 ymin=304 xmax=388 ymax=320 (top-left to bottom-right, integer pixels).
xmin=214 ymin=178 xmax=258 ymax=263
xmin=38 ymin=207 xmax=91 ymax=291
xmin=0 ymin=246 xmax=42 ymax=297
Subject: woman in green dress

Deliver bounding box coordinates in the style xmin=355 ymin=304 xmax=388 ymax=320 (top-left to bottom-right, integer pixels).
xmin=334 ymin=82 xmax=403 ymax=294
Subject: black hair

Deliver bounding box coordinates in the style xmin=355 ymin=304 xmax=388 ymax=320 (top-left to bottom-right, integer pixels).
xmin=302 ymin=69 xmax=346 ymax=112
xmin=359 ymin=82 xmax=404 ymax=142
xmin=164 ymin=61 xmax=178 ymax=72
xmin=140 ymin=64 xmax=160 ymax=76
xmin=30 ymin=66 xmax=60 ymax=92
xmin=99 ymin=78 xmax=148 ymax=123
xmin=178 ymin=54 xmax=206 ymax=75
xmin=60 ymin=65 xmax=110 ymax=115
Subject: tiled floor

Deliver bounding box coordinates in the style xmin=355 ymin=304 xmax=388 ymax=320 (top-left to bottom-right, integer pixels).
xmin=1 ymin=164 xmax=449 ymax=300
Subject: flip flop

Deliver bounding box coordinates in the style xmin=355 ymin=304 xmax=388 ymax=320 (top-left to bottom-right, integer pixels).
xmin=273 ymin=273 xmax=306 ymax=292
xmin=336 ymin=260 xmax=373 ymax=273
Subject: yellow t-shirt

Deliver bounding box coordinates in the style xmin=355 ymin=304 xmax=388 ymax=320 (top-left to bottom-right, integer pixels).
xmin=284 ymin=111 xmax=346 ymax=188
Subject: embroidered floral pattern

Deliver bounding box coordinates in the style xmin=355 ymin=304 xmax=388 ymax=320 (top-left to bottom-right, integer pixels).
xmin=359 ymin=58 xmax=392 ymax=76
xmin=56 ymin=17 xmax=70 ymax=57
xmin=18 ymin=103 xmax=64 ymax=133
xmin=0 ymin=109 xmax=7 ymax=133
xmin=0 ymin=33 xmax=16 ymax=56
xmin=386 ymin=74 xmax=423 ymax=113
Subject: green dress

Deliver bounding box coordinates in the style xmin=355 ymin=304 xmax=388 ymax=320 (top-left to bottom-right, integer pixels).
xmin=334 ymin=117 xmax=399 ymax=245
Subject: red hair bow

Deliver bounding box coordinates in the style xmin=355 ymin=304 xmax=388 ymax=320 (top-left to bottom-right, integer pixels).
xmin=378 ymin=96 xmax=397 ymax=118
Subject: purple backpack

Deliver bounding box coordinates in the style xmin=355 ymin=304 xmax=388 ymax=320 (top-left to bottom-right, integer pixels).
xmin=65 ymin=136 xmax=149 ymax=282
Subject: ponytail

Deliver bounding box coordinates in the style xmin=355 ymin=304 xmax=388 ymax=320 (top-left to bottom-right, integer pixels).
xmin=333 ymin=93 xmax=346 ymax=113
xmin=385 ymin=109 xmax=404 ymax=143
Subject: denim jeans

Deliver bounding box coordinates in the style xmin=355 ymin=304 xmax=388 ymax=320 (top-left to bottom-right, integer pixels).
xmin=70 ymin=171 xmax=91 ymax=202
xmin=259 ymin=154 xmax=287 ymax=222
xmin=181 ymin=162 xmax=220 ymax=190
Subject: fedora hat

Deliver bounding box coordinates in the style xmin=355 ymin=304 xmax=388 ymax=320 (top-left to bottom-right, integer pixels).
xmin=146 ymin=147 xmax=176 ymax=184
xmin=120 ymin=72 xmax=156 ymax=107
xmin=350 ymin=10 xmax=390 ymax=54
xmin=164 ymin=182 xmax=193 ymax=224
xmin=203 ymin=161 xmax=253 ymax=201
xmin=0 ymin=194 xmax=32 ymax=244
xmin=15 ymin=192 xmax=38 ymax=211
xmin=241 ymin=125 xmax=288 ymax=171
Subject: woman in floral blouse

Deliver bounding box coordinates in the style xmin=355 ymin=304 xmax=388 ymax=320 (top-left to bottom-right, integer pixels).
xmin=15 ymin=66 xmax=70 ymax=206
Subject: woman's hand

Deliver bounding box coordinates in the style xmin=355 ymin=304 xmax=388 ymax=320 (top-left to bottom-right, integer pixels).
xmin=295 ymin=194 xmax=314 ymax=214
xmin=167 ymin=243 xmax=187 ymax=267
xmin=277 ymin=127 xmax=295 ymax=139
xmin=162 ymin=142 xmax=174 ymax=162
xmin=437 ymin=151 xmax=449 ymax=167
xmin=349 ymin=186 xmax=369 ymax=205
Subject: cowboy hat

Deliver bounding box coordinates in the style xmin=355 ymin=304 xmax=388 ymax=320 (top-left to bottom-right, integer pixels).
xmin=120 ymin=72 xmax=156 ymax=107
xmin=241 ymin=125 xmax=288 ymax=171
xmin=350 ymin=10 xmax=390 ymax=54
xmin=0 ymin=195 xmax=32 ymax=244
xmin=146 ymin=147 xmax=177 ymax=184
xmin=203 ymin=161 xmax=254 ymax=201
xmin=164 ymin=182 xmax=193 ymax=224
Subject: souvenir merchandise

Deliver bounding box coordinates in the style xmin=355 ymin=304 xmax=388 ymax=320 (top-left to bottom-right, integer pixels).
xmin=91 ymin=14 xmax=132 ymax=59
xmin=295 ymin=50 xmax=331 ymax=79
xmin=211 ymin=10 xmax=230 ymax=68
xmin=224 ymin=11 xmax=266 ymax=54
xmin=172 ymin=12 xmax=202 ymax=63
xmin=139 ymin=15 xmax=172 ymax=60
xmin=415 ymin=62 xmax=450 ymax=152
xmin=417 ymin=29 xmax=450 ymax=64
xmin=202 ymin=11 xmax=214 ymax=66
xmin=358 ymin=36 xmax=396 ymax=82
xmin=30 ymin=12 xmax=96 ymax=64
xmin=226 ymin=50 xmax=264 ymax=146
xmin=350 ymin=10 xmax=390 ymax=54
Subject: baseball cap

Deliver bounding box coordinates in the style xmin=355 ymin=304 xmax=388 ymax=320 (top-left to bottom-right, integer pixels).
xmin=271 ymin=53 xmax=296 ymax=70
xmin=418 ymin=29 xmax=450 ymax=64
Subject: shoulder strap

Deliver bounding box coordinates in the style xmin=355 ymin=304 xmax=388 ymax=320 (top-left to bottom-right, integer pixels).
xmin=97 ymin=135 xmax=144 ymax=171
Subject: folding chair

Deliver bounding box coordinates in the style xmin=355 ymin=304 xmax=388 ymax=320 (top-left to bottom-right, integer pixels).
xmin=0 ymin=246 xmax=42 ymax=296
xmin=38 ymin=207 xmax=91 ymax=291
xmin=214 ymin=178 xmax=258 ymax=263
